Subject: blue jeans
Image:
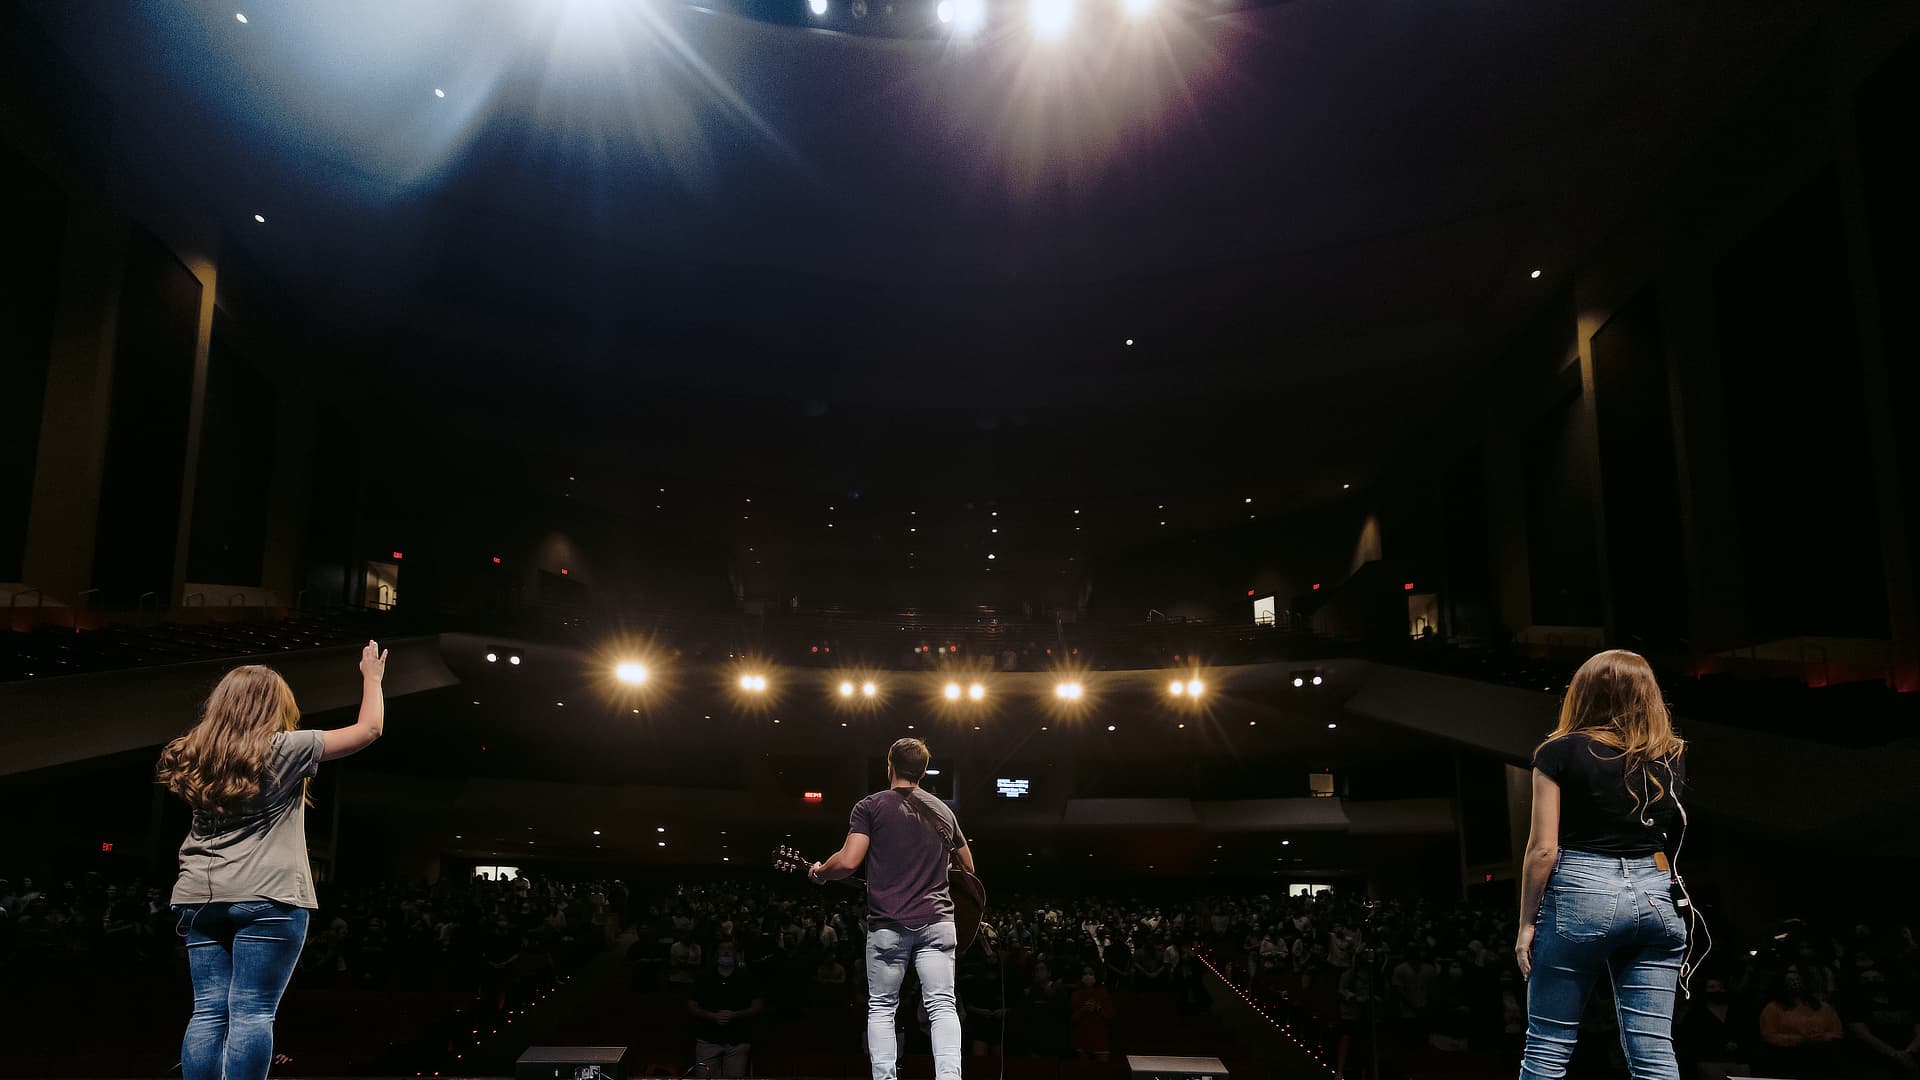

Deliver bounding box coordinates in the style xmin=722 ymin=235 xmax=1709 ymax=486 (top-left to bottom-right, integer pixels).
xmin=865 ymin=921 xmax=962 ymax=1080
xmin=1521 ymin=851 xmax=1687 ymax=1080
xmin=175 ymin=900 xmax=310 ymax=1080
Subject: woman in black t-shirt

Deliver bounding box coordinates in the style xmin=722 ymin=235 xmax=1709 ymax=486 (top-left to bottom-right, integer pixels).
xmin=1515 ymin=649 xmax=1690 ymax=1080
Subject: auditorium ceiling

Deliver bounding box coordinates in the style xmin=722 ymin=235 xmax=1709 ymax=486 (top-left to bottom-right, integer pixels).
xmin=4 ymin=0 xmax=1840 ymax=513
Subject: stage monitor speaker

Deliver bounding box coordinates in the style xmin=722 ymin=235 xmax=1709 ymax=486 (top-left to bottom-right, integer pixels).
xmin=516 ymin=1045 xmax=629 ymax=1080
xmin=1128 ymin=1054 xmax=1229 ymax=1080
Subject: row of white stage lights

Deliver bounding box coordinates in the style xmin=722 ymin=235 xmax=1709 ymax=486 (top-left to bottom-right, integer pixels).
xmin=805 ymin=0 xmax=1158 ymax=39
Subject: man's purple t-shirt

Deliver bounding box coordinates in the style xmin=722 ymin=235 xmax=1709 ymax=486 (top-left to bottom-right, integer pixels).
xmin=849 ymin=786 xmax=966 ymax=929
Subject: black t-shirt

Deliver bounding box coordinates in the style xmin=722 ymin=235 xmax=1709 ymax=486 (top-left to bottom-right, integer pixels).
xmin=1532 ymin=733 xmax=1685 ymax=857
xmin=689 ymin=968 xmax=761 ymax=1044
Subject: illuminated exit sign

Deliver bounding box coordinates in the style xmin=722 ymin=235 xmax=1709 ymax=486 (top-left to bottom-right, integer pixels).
xmin=802 ymin=791 xmax=825 ymax=804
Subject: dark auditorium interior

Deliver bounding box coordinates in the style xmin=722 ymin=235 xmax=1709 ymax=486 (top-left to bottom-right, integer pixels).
xmin=3 ymin=0 xmax=1919 ymax=1078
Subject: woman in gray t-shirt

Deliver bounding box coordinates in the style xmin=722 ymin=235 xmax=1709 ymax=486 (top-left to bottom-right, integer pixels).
xmin=156 ymin=641 xmax=389 ymax=1080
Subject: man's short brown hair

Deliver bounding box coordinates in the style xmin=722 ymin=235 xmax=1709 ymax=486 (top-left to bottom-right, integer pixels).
xmin=888 ymin=737 xmax=930 ymax=781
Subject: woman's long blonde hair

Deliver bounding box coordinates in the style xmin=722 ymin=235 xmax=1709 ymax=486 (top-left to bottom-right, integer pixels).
xmin=156 ymin=665 xmax=305 ymax=817
xmin=1537 ymin=649 xmax=1685 ymax=813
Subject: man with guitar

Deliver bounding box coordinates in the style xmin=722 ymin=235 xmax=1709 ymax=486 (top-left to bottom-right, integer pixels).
xmin=809 ymin=737 xmax=975 ymax=1080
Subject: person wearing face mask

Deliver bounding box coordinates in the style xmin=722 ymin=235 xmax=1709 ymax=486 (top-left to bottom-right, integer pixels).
xmin=1024 ymin=959 xmax=1069 ymax=1057
xmin=1758 ymin=965 xmax=1845 ymax=1078
xmin=1677 ymin=976 xmax=1750 ymax=1080
xmin=1104 ymin=932 xmax=1131 ymax=988
xmin=1427 ymin=959 xmax=1473 ymax=1053
xmin=1070 ymin=965 xmax=1116 ymax=1062
xmin=1841 ymin=965 xmax=1920 ymax=1080
xmin=669 ymin=931 xmax=703 ymax=986
xmin=688 ymin=941 xmax=763 ymax=1078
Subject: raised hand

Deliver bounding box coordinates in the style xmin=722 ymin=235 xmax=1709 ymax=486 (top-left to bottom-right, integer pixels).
xmin=360 ymin=640 xmax=388 ymax=683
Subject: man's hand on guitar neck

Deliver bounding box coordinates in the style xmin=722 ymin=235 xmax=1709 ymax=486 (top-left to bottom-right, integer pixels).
xmin=810 ymin=833 xmax=870 ymax=883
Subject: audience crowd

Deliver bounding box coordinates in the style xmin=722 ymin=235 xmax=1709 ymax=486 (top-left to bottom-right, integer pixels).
xmin=623 ymin=878 xmax=1919 ymax=1080
xmin=5 ymin=866 xmax=1915 ymax=1080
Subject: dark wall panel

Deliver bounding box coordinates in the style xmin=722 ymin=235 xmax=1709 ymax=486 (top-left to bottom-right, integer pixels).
xmin=1855 ymin=34 xmax=1920 ymax=646
xmin=1523 ymin=389 xmax=1603 ymax=627
xmin=90 ymin=227 xmax=201 ymax=603
xmin=0 ymin=144 xmax=67 ymax=582
xmin=185 ymin=317 xmax=276 ymax=585
xmin=1713 ymin=173 xmax=1886 ymax=640
xmin=1591 ymin=290 xmax=1689 ymax=653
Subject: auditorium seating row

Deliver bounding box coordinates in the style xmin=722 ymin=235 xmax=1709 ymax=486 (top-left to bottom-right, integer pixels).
xmin=0 ymin=609 xmax=378 ymax=683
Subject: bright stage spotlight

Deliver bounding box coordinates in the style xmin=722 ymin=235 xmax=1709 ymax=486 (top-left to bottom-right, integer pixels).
xmin=809 ymin=0 xmax=829 ymax=13
xmin=1169 ymin=680 xmax=1184 ymax=696
xmin=839 ymin=681 xmax=856 ymax=697
xmin=968 ymin=682 xmax=986 ymax=702
xmin=1186 ymin=679 xmax=1204 ymax=698
xmin=1122 ymin=0 xmax=1153 ymax=15
xmin=614 ymin=661 xmax=649 ymax=686
xmin=1312 ymin=675 xmax=1324 ymax=686
xmin=862 ymin=681 xmax=878 ymax=698
xmin=486 ymin=652 xmax=498 ymax=663
xmin=740 ymin=674 xmax=768 ymax=693
xmin=948 ymin=0 xmax=984 ymax=33
xmin=1055 ymin=681 xmax=1084 ymax=701
xmin=1293 ymin=677 xmax=1305 ymax=688
xmin=1029 ymin=0 xmax=1072 ymax=40
xmin=944 ymin=682 xmax=963 ymax=701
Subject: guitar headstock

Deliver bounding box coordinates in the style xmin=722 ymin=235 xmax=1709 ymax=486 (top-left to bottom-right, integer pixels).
xmin=771 ymin=844 xmax=811 ymax=875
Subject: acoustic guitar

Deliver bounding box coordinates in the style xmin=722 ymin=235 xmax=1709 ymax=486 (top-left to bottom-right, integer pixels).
xmin=771 ymin=844 xmax=988 ymax=953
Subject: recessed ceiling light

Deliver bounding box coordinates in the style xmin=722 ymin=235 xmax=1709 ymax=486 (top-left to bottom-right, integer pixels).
xmin=1530 ymin=269 xmax=1543 ymax=279
xmin=252 ymin=214 xmax=266 ymax=223
xmin=1125 ymin=338 xmax=1134 ymax=346
xmin=434 ymin=88 xmax=446 ymax=98
xmin=234 ymin=12 xmax=248 ymax=23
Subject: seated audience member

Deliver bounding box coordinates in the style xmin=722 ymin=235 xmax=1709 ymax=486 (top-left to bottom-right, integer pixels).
xmin=1677 ymin=976 xmax=1751 ymax=1080
xmin=688 ymin=941 xmax=763 ymax=1079
xmin=961 ymin=951 xmax=1008 ymax=1058
xmin=1132 ymin=941 xmax=1167 ymax=986
xmin=1023 ymin=959 xmax=1069 ymax=1056
xmin=1759 ymin=965 xmax=1847 ymax=1079
xmin=1842 ymin=966 xmax=1920 ymax=1080
xmin=1069 ymin=964 xmax=1116 ymax=1063
xmin=669 ymin=932 xmax=703 ymax=986
xmin=814 ymin=951 xmax=848 ymax=987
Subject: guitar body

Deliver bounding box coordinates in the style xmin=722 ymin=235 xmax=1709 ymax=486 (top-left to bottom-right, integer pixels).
xmin=774 ymin=845 xmax=990 ymax=954
xmin=948 ymin=868 xmax=987 ymax=953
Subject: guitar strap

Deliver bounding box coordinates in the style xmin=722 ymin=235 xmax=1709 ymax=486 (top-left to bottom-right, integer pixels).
xmin=896 ymin=787 xmax=958 ymax=853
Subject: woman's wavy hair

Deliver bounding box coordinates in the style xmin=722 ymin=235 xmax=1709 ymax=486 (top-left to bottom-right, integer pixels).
xmin=1536 ymin=649 xmax=1685 ymax=815
xmin=156 ymin=665 xmax=306 ymax=817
